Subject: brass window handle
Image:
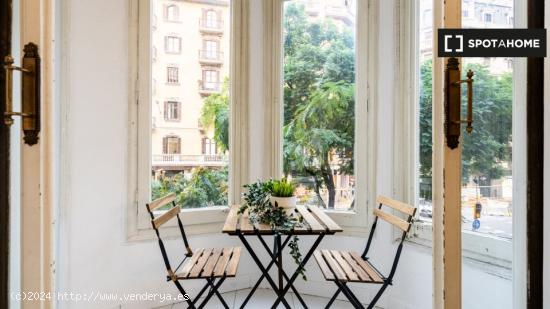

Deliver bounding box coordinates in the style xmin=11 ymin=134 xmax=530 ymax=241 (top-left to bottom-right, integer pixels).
xmin=3 ymin=43 xmax=40 ymax=145
xmin=444 ymin=58 xmax=474 ymax=149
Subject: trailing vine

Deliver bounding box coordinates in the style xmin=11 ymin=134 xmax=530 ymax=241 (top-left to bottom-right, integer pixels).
xmin=239 ymin=180 xmax=307 ymax=280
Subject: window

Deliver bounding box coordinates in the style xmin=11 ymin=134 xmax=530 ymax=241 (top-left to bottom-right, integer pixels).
xmin=410 ymin=0 xmax=519 ymax=269
xmin=202 ymin=138 xmax=217 ymax=155
xmin=165 ymin=36 xmax=181 ymax=54
xmin=164 ymin=101 xmax=180 ymax=121
xmin=205 ymin=10 xmax=218 ymax=28
xmin=163 ymin=136 xmax=181 ymax=154
xmin=282 ymin=0 xmax=357 ymax=211
xmin=484 ymin=13 xmax=492 ymax=23
xmin=204 ymin=40 xmax=219 ymax=59
xmin=132 ymin=0 xmax=248 ymax=236
xmin=165 ymin=4 xmax=179 ymax=21
xmin=203 ymin=70 xmax=219 ymax=90
xmin=166 ymin=66 xmax=179 ymax=84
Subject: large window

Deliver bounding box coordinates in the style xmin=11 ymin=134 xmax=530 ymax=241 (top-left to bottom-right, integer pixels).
xmin=282 ymin=0 xmax=357 ymax=211
xmin=150 ymin=0 xmax=231 ymax=210
xmin=413 ymin=0 xmax=517 ymax=269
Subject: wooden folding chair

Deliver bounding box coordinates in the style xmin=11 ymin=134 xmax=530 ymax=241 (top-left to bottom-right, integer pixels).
xmin=146 ymin=193 xmax=241 ymax=309
xmin=313 ymin=195 xmax=417 ymax=309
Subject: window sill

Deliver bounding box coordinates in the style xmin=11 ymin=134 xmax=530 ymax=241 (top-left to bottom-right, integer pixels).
xmin=407 ymin=221 xmax=512 ymax=274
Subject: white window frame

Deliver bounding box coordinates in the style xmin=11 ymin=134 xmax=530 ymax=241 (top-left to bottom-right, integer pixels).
xmin=263 ymin=0 xmax=377 ymax=231
xmin=127 ymin=0 xmax=249 ymax=240
xmin=164 ymin=35 xmax=182 ymax=54
xmin=395 ymin=0 xmax=527 ymax=283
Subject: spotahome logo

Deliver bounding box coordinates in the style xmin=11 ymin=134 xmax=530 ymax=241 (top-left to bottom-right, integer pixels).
xmin=438 ymin=29 xmax=546 ymax=57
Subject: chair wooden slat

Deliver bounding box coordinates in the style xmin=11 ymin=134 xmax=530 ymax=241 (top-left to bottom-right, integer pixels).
xmin=331 ymin=250 xmax=359 ymax=282
xmin=308 ymin=205 xmax=343 ymax=232
xmin=296 ymin=205 xmax=325 ymax=232
xmin=377 ymin=195 xmax=416 ymax=216
xmin=373 ymin=208 xmax=410 ymax=232
xmin=178 ymin=248 xmax=204 ymax=278
xmin=201 ymin=248 xmax=223 ymax=277
xmin=224 ymin=247 xmax=241 ymax=277
xmin=239 ymin=209 xmax=255 ymax=234
xmin=340 ymin=251 xmax=370 ymax=282
xmin=222 ymin=205 xmax=240 ymax=234
xmin=189 ymin=248 xmax=213 ymax=278
xmin=349 ymin=252 xmax=383 ymax=283
xmin=153 ymin=206 xmax=181 ymax=229
xmin=147 ymin=193 xmax=176 ymax=212
xmin=213 ymin=247 xmax=234 ymax=277
xmin=321 ymin=250 xmax=347 ymax=281
xmin=313 ymin=251 xmax=335 ymax=281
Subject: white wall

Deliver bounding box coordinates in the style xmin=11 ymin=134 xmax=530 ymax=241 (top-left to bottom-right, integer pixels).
xmin=58 ymin=0 xmax=513 ymax=308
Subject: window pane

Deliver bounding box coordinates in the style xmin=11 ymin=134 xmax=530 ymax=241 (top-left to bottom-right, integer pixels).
xmin=417 ymin=0 xmax=514 ymax=241
xmin=461 ymin=0 xmax=513 ymax=239
xmin=151 ymin=0 xmax=230 ymax=208
xmin=282 ymin=0 xmax=356 ymax=210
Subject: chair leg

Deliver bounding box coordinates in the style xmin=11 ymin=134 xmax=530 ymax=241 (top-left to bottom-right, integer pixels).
xmin=325 ymin=286 xmax=341 ymax=309
xmin=335 ymin=281 xmax=364 ymax=309
xmin=198 ymin=277 xmax=226 ymax=309
xmin=366 ymin=282 xmax=390 ymax=309
xmin=207 ymin=278 xmax=230 ymax=309
xmin=173 ymin=280 xmax=196 ymax=309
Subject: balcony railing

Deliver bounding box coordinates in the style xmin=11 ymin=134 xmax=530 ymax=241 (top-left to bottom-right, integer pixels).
xmin=152 ymin=154 xmax=228 ymax=167
xmin=198 ymin=50 xmax=224 ymax=65
xmin=198 ymin=81 xmax=221 ymax=95
xmin=199 ymin=19 xmax=223 ymax=33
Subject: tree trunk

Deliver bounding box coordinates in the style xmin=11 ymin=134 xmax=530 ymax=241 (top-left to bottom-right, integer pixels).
xmin=305 ymin=168 xmax=326 ymax=208
xmin=321 ymin=164 xmax=336 ymax=209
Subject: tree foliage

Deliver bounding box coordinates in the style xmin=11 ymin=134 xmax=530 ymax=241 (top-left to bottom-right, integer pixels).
xmin=282 ymin=3 xmax=355 ymax=209
xmin=200 ymin=78 xmax=230 ymax=151
xmin=419 ymin=60 xmax=513 ymax=192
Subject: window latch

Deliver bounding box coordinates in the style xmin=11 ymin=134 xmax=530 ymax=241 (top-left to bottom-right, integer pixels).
xmin=4 ymin=43 xmax=40 ymax=145
xmin=445 ymin=57 xmax=474 ymax=149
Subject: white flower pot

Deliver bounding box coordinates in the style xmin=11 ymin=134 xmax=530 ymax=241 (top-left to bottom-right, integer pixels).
xmin=270 ymin=196 xmax=296 ymax=209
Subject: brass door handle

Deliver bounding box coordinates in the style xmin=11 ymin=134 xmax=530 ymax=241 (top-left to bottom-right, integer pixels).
xmin=3 ymin=43 xmax=40 ymax=145
xmin=444 ymin=57 xmax=474 ymax=149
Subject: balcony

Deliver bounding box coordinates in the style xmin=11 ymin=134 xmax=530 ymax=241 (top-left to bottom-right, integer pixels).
xmin=198 ymin=50 xmax=224 ymax=65
xmin=199 ymin=19 xmax=224 ymax=34
xmin=152 ymin=154 xmax=228 ymax=169
xmin=198 ymin=81 xmax=221 ymax=96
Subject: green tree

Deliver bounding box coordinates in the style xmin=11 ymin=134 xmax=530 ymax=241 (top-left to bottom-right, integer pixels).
xmin=200 ymin=78 xmax=230 ymax=151
xmin=418 ymin=60 xmax=513 ymax=195
xmin=283 ymin=3 xmax=355 ymax=209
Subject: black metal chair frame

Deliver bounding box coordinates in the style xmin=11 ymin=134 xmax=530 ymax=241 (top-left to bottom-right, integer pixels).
xmin=146 ymin=200 xmax=232 ymax=309
xmin=324 ymin=202 xmax=416 ymax=309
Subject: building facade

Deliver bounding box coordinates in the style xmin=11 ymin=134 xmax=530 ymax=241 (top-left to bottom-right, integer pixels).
xmin=151 ymin=0 xmax=230 ymax=174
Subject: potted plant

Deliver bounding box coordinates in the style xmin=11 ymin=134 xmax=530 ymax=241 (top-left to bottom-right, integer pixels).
xmin=269 ymin=178 xmax=296 ymax=210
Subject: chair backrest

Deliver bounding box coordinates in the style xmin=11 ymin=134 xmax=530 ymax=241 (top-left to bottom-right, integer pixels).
xmin=362 ymin=195 xmax=417 ymax=281
xmin=146 ymin=193 xmax=194 ymax=280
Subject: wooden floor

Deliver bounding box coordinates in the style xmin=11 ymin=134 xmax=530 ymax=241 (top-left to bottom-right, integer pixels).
xmin=156 ymin=288 xmax=379 ymax=309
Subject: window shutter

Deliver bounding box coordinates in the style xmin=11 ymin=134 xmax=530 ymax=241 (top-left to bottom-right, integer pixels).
xmin=162 ymin=137 xmax=167 ymax=154
xmin=164 ymin=101 xmax=168 ymax=120
xmin=176 ymin=137 xmax=181 ymax=154
xmin=202 ymin=138 xmax=206 ymax=154
xmin=176 ymin=102 xmax=180 ymax=120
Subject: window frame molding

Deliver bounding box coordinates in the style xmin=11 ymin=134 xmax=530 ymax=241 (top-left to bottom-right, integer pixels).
xmin=395 ymin=0 xmax=527 ymax=279
xmin=263 ymin=0 xmax=378 ymax=230
xmin=127 ymin=0 xmax=249 ymax=240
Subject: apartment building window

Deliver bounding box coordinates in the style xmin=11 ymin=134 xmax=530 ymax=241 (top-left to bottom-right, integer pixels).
xmin=204 ymin=40 xmax=219 ymax=59
xmin=484 ymin=13 xmax=492 ymax=23
xmin=166 ymin=66 xmax=179 ymax=84
xmin=163 ymin=136 xmax=181 ymax=154
xmin=165 ymin=4 xmax=179 ymax=21
xmin=203 ymin=70 xmax=219 ymax=90
xmin=165 ymin=36 xmax=181 ymax=54
xmin=164 ymin=101 xmax=181 ymax=121
xmin=205 ymin=10 xmax=218 ymax=28
xmin=202 ymin=138 xmax=217 ymax=155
